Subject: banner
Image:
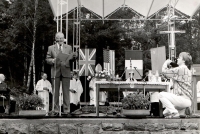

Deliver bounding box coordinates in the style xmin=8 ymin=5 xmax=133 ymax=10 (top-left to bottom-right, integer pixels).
xmin=103 ymin=49 xmax=115 ymax=73
xmin=125 ymin=50 xmax=143 ymax=79
xmin=150 ymin=46 xmax=166 ymax=73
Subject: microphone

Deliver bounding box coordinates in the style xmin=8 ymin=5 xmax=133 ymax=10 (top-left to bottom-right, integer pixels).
xmin=120 ymin=67 xmax=127 ymax=80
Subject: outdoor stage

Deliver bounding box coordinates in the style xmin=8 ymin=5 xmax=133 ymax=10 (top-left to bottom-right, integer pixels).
xmin=0 ymin=117 xmax=200 ymax=133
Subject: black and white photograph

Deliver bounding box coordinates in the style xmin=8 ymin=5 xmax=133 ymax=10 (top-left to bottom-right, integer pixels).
xmin=0 ymin=0 xmax=200 ymax=133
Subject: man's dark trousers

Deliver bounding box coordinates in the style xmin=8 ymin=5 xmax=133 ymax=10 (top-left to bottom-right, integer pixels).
xmin=52 ymin=77 xmax=70 ymax=113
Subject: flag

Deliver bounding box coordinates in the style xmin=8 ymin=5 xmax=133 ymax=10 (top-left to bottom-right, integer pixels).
xmin=191 ymin=64 xmax=200 ymax=74
xmin=103 ymin=49 xmax=115 ymax=73
xmin=79 ymin=49 xmax=96 ymax=76
xmin=125 ymin=50 xmax=143 ymax=79
xmin=150 ymin=46 xmax=166 ymax=73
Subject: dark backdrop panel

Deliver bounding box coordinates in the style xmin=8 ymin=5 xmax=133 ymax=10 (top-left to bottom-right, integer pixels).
xmin=80 ymin=76 xmax=90 ymax=102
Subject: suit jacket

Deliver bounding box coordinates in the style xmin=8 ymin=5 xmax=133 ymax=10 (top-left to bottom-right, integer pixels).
xmin=46 ymin=44 xmax=73 ymax=78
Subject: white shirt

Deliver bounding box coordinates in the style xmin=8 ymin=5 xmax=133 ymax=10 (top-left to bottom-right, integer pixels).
xmin=57 ymin=43 xmax=63 ymax=51
xmin=89 ymin=77 xmax=107 ymax=106
xmin=197 ymin=81 xmax=200 ymax=102
xmin=69 ymin=78 xmax=83 ymax=105
xmin=36 ymin=79 xmax=52 ymax=93
xmin=36 ymin=79 xmax=52 ymax=113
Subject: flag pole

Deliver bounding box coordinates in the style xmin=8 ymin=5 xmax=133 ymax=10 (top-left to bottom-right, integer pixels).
xmin=56 ymin=0 xmax=59 ymax=32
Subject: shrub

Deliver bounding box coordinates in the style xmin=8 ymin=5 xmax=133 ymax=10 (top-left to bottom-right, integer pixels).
xmin=17 ymin=94 xmax=44 ymax=110
xmin=122 ymin=90 xmax=150 ymax=110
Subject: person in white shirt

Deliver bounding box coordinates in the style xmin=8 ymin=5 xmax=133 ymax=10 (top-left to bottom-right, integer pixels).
xmin=197 ymin=81 xmax=200 ymax=109
xmin=159 ymin=52 xmax=192 ymax=118
xmin=36 ymin=73 xmax=52 ymax=113
xmin=0 ymin=74 xmax=5 ymax=83
xmin=89 ymin=77 xmax=108 ymax=106
xmin=69 ymin=72 xmax=83 ymax=113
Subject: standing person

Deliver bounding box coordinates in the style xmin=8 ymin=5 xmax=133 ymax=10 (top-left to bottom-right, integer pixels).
xmin=35 ymin=73 xmax=52 ymax=113
xmin=159 ymin=52 xmax=193 ymax=118
xmin=196 ymin=81 xmax=200 ymax=110
xmin=69 ymin=71 xmax=83 ymax=113
xmin=46 ymin=32 xmax=77 ymax=114
xmin=89 ymin=77 xmax=107 ymax=106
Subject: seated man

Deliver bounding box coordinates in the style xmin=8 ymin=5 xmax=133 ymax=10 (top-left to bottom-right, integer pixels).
xmin=0 ymin=74 xmax=7 ymax=91
xmin=0 ymin=74 xmax=10 ymax=114
xmin=36 ymin=73 xmax=52 ymax=113
xmin=69 ymin=71 xmax=83 ymax=113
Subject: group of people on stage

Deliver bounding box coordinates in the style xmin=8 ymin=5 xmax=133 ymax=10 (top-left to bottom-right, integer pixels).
xmin=37 ymin=32 xmax=108 ymax=115
xmin=43 ymin=31 xmax=193 ymax=118
xmin=0 ymin=31 xmax=194 ymax=118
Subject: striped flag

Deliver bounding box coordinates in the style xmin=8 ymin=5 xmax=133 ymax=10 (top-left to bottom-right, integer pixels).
xmin=125 ymin=50 xmax=143 ymax=79
xmin=103 ymin=49 xmax=115 ymax=73
xmin=150 ymin=46 xmax=166 ymax=73
xmin=79 ymin=49 xmax=96 ymax=76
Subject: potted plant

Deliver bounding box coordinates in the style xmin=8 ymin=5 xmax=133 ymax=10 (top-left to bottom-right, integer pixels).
xmin=121 ymin=90 xmax=151 ymax=116
xmin=17 ymin=94 xmax=46 ymax=116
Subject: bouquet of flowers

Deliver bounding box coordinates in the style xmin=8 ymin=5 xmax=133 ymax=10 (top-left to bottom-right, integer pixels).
xmin=94 ymin=64 xmax=112 ymax=81
xmin=95 ymin=69 xmax=110 ymax=80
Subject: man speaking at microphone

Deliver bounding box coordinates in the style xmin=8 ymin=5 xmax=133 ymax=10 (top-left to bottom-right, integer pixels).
xmin=46 ymin=32 xmax=77 ymax=115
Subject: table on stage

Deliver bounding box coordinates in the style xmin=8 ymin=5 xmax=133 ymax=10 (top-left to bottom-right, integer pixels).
xmin=95 ymin=81 xmax=170 ymax=117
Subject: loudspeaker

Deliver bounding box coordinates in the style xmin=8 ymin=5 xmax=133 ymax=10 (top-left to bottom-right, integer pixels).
xmin=150 ymin=102 xmax=160 ymax=116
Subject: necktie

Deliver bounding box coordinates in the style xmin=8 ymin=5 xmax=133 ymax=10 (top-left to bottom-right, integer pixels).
xmin=59 ymin=45 xmax=62 ymax=52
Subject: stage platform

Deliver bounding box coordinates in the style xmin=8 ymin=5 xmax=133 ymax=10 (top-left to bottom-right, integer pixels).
xmin=1 ymin=116 xmax=200 ymax=133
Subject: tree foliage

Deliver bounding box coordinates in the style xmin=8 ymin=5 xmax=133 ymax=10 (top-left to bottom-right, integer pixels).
xmin=0 ymin=2 xmax=199 ymax=89
xmin=0 ymin=0 xmax=56 ymax=91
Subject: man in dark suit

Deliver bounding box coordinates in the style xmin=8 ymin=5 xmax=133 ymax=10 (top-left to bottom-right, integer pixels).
xmin=46 ymin=32 xmax=76 ymax=114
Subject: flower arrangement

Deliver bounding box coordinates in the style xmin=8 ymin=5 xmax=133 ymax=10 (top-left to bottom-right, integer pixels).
xmin=95 ymin=69 xmax=111 ymax=80
xmin=94 ymin=64 xmax=113 ymax=81
xmin=122 ymin=90 xmax=150 ymax=110
xmin=17 ymin=94 xmax=44 ymax=110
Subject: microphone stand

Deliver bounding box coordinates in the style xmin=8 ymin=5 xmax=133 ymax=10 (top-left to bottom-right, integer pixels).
xmin=116 ymin=67 xmax=127 ymax=117
xmin=59 ymin=44 xmax=62 ymax=117
xmin=133 ymin=67 xmax=143 ymax=80
xmin=52 ymin=41 xmax=56 ymax=115
xmin=142 ymin=75 xmax=148 ymax=82
xmin=52 ymin=42 xmax=62 ymax=116
xmin=119 ymin=67 xmax=127 ymax=80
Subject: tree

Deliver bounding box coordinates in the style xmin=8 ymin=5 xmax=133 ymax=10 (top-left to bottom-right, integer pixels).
xmin=0 ymin=0 xmax=56 ymax=92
